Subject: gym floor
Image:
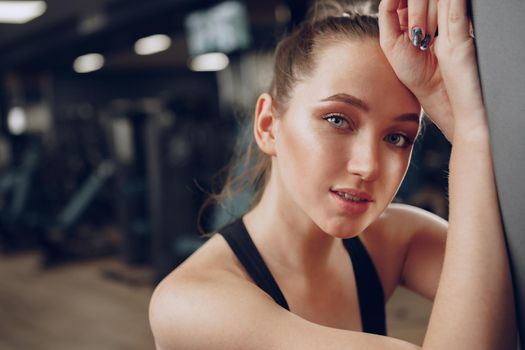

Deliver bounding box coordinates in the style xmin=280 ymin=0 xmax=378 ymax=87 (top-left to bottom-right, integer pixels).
xmin=0 ymin=253 xmax=432 ymax=350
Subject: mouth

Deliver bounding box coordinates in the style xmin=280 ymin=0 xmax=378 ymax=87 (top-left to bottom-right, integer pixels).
xmin=330 ymin=189 xmax=373 ymax=203
xmin=329 ymin=188 xmax=372 ymax=215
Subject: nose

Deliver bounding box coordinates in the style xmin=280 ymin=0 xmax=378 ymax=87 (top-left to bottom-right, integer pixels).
xmin=347 ymin=135 xmax=380 ymax=181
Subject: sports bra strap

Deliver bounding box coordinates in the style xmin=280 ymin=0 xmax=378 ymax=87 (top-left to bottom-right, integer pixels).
xmin=343 ymin=237 xmax=387 ymax=335
xmin=219 ymin=219 xmax=290 ymax=310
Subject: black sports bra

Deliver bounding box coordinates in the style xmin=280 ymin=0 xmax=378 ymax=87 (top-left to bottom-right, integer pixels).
xmin=218 ymin=218 xmax=387 ymax=335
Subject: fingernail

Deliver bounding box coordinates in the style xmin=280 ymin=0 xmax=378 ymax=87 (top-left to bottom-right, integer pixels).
xmin=419 ymin=34 xmax=431 ymax=51
xmin=411 ymin=27 xmax=423 ymax=47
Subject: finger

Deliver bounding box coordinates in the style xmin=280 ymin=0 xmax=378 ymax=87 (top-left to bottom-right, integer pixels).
xmin=398 ymin=7 xmax=408 ymax=30
xmin=397 ymin=0 xmax=408 ymax=29
xmin=421 ymin=0 xmax=438 ymax=50
xmin=448 ymin=0 xmax=470 ymax=42
xmin=437 ymin=0 xmax=450 ymax=41
xmin=378 ymin=0 xmax=403 ymax=46
xmin=408 ymin=0 xmax=429 ymax=47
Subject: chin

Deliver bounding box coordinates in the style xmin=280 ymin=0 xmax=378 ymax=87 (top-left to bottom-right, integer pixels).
xmin=319 ymin=217 xmax=365 ymax=239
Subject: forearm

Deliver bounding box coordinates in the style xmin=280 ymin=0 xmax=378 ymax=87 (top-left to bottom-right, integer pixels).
xmin=422 ymin=113 xmax=516 ymax=349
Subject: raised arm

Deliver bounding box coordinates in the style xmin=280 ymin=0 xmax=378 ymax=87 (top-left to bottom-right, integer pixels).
xmin=379 ymin=0 xmax=517 ymax=348
xmin=422 ymin=0 xmax=517 ymax=348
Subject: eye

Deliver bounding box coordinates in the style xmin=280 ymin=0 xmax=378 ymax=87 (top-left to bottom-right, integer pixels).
xmin=323 ymin=114 xmax=350 ymax=129
xmin=384 ymin=133 xmax=414 ymax=148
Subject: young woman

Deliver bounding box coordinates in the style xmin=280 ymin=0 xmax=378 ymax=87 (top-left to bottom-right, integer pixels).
xmin=149 ymin=0 xmax=517 ymax=349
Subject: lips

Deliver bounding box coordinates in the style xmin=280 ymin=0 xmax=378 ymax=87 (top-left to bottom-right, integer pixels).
xmin=330 ymin=188 xmax=373 ymax=202
xmin=329 ymin=188 xmax=372 ymax=215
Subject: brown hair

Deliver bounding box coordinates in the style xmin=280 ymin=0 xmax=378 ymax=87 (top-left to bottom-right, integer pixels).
xmin=199 ymin=1 xmax=381 ymax=236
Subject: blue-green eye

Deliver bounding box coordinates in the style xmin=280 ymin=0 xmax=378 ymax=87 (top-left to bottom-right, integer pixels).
xmin=324 ymin=114 xmax=350 ymax=129
xmin=385 ymin=133 xmax=413 ymax=148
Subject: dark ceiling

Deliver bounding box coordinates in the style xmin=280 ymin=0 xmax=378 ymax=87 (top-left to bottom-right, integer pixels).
xmin=0 ymin=0 xmax=120 ymax=45
xmin=0 ymin=0 xmax=308 ymax=73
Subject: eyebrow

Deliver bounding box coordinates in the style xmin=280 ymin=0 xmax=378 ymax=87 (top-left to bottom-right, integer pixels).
xmin=320 ymin=93 xmax=420 ymax=124
xmin=321 ymin=93 xmax=370 ymax=112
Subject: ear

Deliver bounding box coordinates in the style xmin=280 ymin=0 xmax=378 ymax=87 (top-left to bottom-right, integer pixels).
xmin=253 ymin=93 xmax=278 ymax=156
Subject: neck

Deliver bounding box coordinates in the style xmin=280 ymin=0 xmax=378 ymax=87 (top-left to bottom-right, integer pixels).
xmin=243 ymin=168 xmax=341 ymax=277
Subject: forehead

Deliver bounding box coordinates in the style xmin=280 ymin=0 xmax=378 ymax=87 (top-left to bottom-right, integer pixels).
xmin=295 ymin=39 xmax=420 ymax=113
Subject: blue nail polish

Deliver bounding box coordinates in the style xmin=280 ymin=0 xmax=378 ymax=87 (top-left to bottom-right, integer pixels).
xmin=420 ymin=34 xmax=431 ymax=50
xmin=411 ymin=27 xmax=423 ymax=46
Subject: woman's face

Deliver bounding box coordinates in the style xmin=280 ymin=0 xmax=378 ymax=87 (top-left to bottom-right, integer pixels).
xmin=273 ymin=38 xmax=421 ymax=238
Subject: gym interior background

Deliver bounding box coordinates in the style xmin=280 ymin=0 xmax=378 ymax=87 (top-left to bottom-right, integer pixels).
xmin=0 ymin=0 xmax=451 ymax=348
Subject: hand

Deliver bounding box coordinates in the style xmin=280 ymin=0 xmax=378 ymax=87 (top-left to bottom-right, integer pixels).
xmin=379 ymin=0 xmax=441 ymax=94
xmin=378 ymin=0 xmax=454 ymax=140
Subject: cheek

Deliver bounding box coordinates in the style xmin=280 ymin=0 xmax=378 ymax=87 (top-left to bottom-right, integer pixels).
xmin=381 ymin=151 xmax=412 ymax=196
xmin=275 ymin=119 xmax=339 ymax=192
xmin=390 ymin=152 xmax=411 ymax=175
xmin=277 ymin=122 xmax=317 ymax=179
xmin=277 ymin=118 xmax=346 ymax=175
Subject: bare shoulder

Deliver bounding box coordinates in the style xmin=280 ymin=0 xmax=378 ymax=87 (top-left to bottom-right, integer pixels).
xmin=364 ymin=202 xmax=447 ymax=247
xmin=149 ymin=234 xmax=420 ymax=350
xmin=359 ymin=203 xmax=448 ymax=300
xmin=148 ymin=233 xmax=261 ymax=349
xmin=384 ymin=203 xmax=448 ymax=228
xmin=149 ymin=260 xmax=269 ymax=349
xmin=387 ymin=203 xmax=448 ymax=300
xmin=380 ymin=202 xmax=448 ymax=255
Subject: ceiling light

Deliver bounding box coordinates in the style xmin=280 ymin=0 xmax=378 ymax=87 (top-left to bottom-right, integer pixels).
xmin=189 ymin=52 xmax=229 ymax=72
xmin=134 ymin=34 xmax=172 ymax=56
xmin=73 ymin=53 xmax=105 ymax=73
xmin=7 ymin=107 xmax=27 ymax=135
xmin=0 ymin=1 xmax=47 ymax=24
